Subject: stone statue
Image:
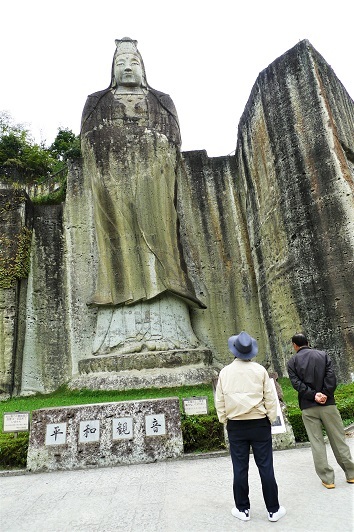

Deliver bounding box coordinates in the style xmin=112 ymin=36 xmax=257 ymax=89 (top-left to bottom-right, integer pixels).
xmin=81 ymin=37 xmax=205 ymax=356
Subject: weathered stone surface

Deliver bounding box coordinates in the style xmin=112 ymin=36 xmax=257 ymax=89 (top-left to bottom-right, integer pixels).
xmin=27 ymin=398 xmax=183 ymax=471
xmin=179 ymin=151 xmax=269 ymax=368
xmin=79 ymin=348 xmax=212 ymax=373
xmin=271 ymin=401 xmax=296 ymax=451
xmin=1 ymin=39 xmax=353 ymax=397
xmin=0 ymin=288 xmax=17 ymax=396
xmin=0 ymin=189 xmax=33 ymax=395
xmin=235 ymin=39 xmax=354 ymax=379
xmin=69 ymin=364 xmax=219 ymax=392
xmin=20 ymin=204 xmax=71 ymax=394
xmin=63 ymin=159 xmax=98 ymax=374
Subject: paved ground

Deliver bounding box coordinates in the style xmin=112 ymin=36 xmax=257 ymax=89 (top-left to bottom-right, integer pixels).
xmin=1 ymin=436 xmax=353 ymax=532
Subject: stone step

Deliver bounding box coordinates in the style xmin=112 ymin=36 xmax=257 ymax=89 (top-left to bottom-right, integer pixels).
xmin=69 ymin=363 xmax=219 ymax=391
xmin=78 ymin=348 xmax=213 ymax=374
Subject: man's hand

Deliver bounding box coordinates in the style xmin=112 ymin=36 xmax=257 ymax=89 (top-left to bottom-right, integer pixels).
xmin=315 ymin=392 xmax=327 ymax=404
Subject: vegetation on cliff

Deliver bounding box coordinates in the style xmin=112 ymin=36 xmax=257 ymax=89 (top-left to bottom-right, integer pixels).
xmin=0 ymin=110 xmax=80 ymax=187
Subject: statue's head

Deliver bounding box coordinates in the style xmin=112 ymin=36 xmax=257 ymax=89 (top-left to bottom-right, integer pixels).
xmin=110 ymin=37 xmax=148 ymax=89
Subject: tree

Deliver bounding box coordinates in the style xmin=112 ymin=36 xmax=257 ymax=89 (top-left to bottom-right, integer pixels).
xmin=49 ymin=128 xmax=81 ymax=163
xmin=0 ymin=112 xmax=80 ymax=183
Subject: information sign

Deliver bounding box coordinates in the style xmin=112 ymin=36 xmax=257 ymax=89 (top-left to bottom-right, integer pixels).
xmin=3 ymin=411 xmax=30 ymax=433
xmin=183 ymin=396 xmax=209 ymax=415
xmin=270 ymin=379 xmax=286 ymax=434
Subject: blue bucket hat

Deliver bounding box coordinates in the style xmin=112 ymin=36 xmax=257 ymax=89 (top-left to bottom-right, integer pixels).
xmin=228 ymin=331 xmax=258 ymax=360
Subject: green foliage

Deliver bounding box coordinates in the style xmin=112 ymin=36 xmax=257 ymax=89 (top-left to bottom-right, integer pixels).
xmin=286 ymin=410 xmax=308 ymax=442
xmin=0 ymin=432 xmax=28 ymax=469
xmin=1 ymin=380 xmax=353 ymax=469
xmin=0 ymin=112 xmax=80 ymax=185
xmin=0 ymin=127 xmax=56 ymax=183
xmin=0 ymin=132 xmax=24 ymax=163
xmin=49 ymin=128 xmax=81 ymax=163
xmin=31 ymin=168 xmax=68 ymax=205
xmin=0 ymin=188 xmax=32 ymax=288
xmin=181 ymin=414 xmax=225 ymax=453
xmin=279 ymin=379 xmax=354 ymax=442
xmin=0 ymin=383 xmax=216 ymax=414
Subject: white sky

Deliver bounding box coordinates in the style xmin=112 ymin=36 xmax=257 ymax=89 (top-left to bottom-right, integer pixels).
xmin=1 ymin=0 xmax=353 ymax=157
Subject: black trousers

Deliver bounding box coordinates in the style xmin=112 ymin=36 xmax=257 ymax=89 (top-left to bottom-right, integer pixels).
xmin=227 ymin=418 xmax=280 ymax=513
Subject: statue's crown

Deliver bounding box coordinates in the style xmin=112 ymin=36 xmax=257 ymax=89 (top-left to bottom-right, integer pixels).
xmin=115 ymin=37 xmax=138 ymax=55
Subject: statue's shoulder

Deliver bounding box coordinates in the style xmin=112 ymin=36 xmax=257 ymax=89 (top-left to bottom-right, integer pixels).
xmin=148 ymin=88 xmax=174 ymax=106
xmin=86 ymin=88 xmax=111 ymax=101
xmin=81 ymin=88 xmax=112 ymax=128
xmin=148 ymin=88 xmax=178 ymax=119
xmin=84 ymin=88 xmax=112 ymax=110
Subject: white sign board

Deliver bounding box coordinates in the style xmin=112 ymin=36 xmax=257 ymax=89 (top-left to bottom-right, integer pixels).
xmin=3 ymin=411 xmax=30 ymax=432
xmin=145 ymin=414 xmax=166 ymax=436
xmin=112 ymin=417 xmax=134 ymax=440
xmin=45 ymin=423 xmax=67 ymax=445
xmin=79 ymin=420 xmax=100 ymax=443
xmin=183 ymin=396 xmax=209 ymax=415
xmin=270 ymin=379 xmax=286 ymax=434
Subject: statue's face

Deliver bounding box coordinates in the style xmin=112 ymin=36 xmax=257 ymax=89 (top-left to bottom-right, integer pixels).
xmin=114 ymin=53 xmax=143 ymax=87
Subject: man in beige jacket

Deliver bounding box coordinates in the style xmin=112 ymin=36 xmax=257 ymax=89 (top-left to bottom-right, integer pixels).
xmin=215 ymin=331 xmax=286 ymax=523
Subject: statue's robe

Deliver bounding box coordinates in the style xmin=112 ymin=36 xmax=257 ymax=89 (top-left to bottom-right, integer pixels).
xmin=81 ymin=87 xmax=205 ymax=310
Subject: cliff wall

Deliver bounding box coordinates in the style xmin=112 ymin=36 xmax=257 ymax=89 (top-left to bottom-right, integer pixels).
xmin=235 ymin=39 xmax=354 ymax=378
xmin=1 ymin=39 xmax=353 ymax=395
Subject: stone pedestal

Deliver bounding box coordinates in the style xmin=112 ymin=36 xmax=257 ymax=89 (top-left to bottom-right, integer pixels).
xmin=69 ymin=348 xmax=219 ymax=391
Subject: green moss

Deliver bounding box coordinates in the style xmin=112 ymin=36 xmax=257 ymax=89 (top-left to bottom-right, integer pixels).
xmin=31 ymin=174 xmax=67 ymax=205
xmin=0 ymin=226 xmax=32 ymax=289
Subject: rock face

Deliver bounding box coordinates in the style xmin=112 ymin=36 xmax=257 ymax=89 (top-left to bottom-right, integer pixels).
xmin=0 ymin=39 xmax=353 ymax=396
xmin=234 ymin=39 xmax=354 ymax=378
xmin=0 ymin=189 xmax=33 ymax=395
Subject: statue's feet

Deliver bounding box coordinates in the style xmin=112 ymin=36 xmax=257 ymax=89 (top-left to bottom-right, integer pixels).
xmin=145 ymin=340 xmax=173 ymax=352
xmin=93 ymin=337 xmax=200 ymax=356
xmin=117 ymin=342 xmax=143 ymax=354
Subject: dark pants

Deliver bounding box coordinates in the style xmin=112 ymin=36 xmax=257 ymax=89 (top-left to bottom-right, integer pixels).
xmin=227 ymin=418 xmax=279 ymax=513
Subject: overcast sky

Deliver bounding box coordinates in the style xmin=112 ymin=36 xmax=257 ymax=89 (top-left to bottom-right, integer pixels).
xmin=1 ymin=0 xmax=353 ymax=157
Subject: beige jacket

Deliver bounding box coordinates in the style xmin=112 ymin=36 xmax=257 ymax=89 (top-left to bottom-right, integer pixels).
xmin=215 ymin=358 xmax=277 ymax=423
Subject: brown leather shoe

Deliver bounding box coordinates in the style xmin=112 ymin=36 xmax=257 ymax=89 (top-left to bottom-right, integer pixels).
xmin=321 ymin=481 xmax=335 ymax=489
xmin=347 ymin=478 xmax=354 ymax=484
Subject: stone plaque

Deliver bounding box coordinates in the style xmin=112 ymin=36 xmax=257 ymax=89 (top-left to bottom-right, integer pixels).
xmin=183 ymin=396 xmax=208 ymax=415
xmin=79 ymin=420 xmax=100 ymax=442
xmin=27 ymin=398 xmax=183 ymax=471
xmin=112 ymin=417 xmax=134 ymax=440
xmin=45 ymin=423 xmax=67 ymax=445
xmin=3 ymin=411 xmax=30 ymax=432
xmin=145 ymin=414 xmax=166 ymax=436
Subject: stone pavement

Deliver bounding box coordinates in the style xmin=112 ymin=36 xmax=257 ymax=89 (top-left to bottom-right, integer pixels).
xmin=1 ymin=436 xmax=353 ymax=532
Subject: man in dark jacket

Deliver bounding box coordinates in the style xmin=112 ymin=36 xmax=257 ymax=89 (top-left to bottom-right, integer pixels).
xmin=288 ymin=333 xmax=354 ymax=489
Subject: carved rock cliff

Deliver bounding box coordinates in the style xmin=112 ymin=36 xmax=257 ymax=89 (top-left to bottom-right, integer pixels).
xmin=234 ymin=39 xmax=354 ymax=378
xmin=0 ymin=39 xmax=353 ymax=395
